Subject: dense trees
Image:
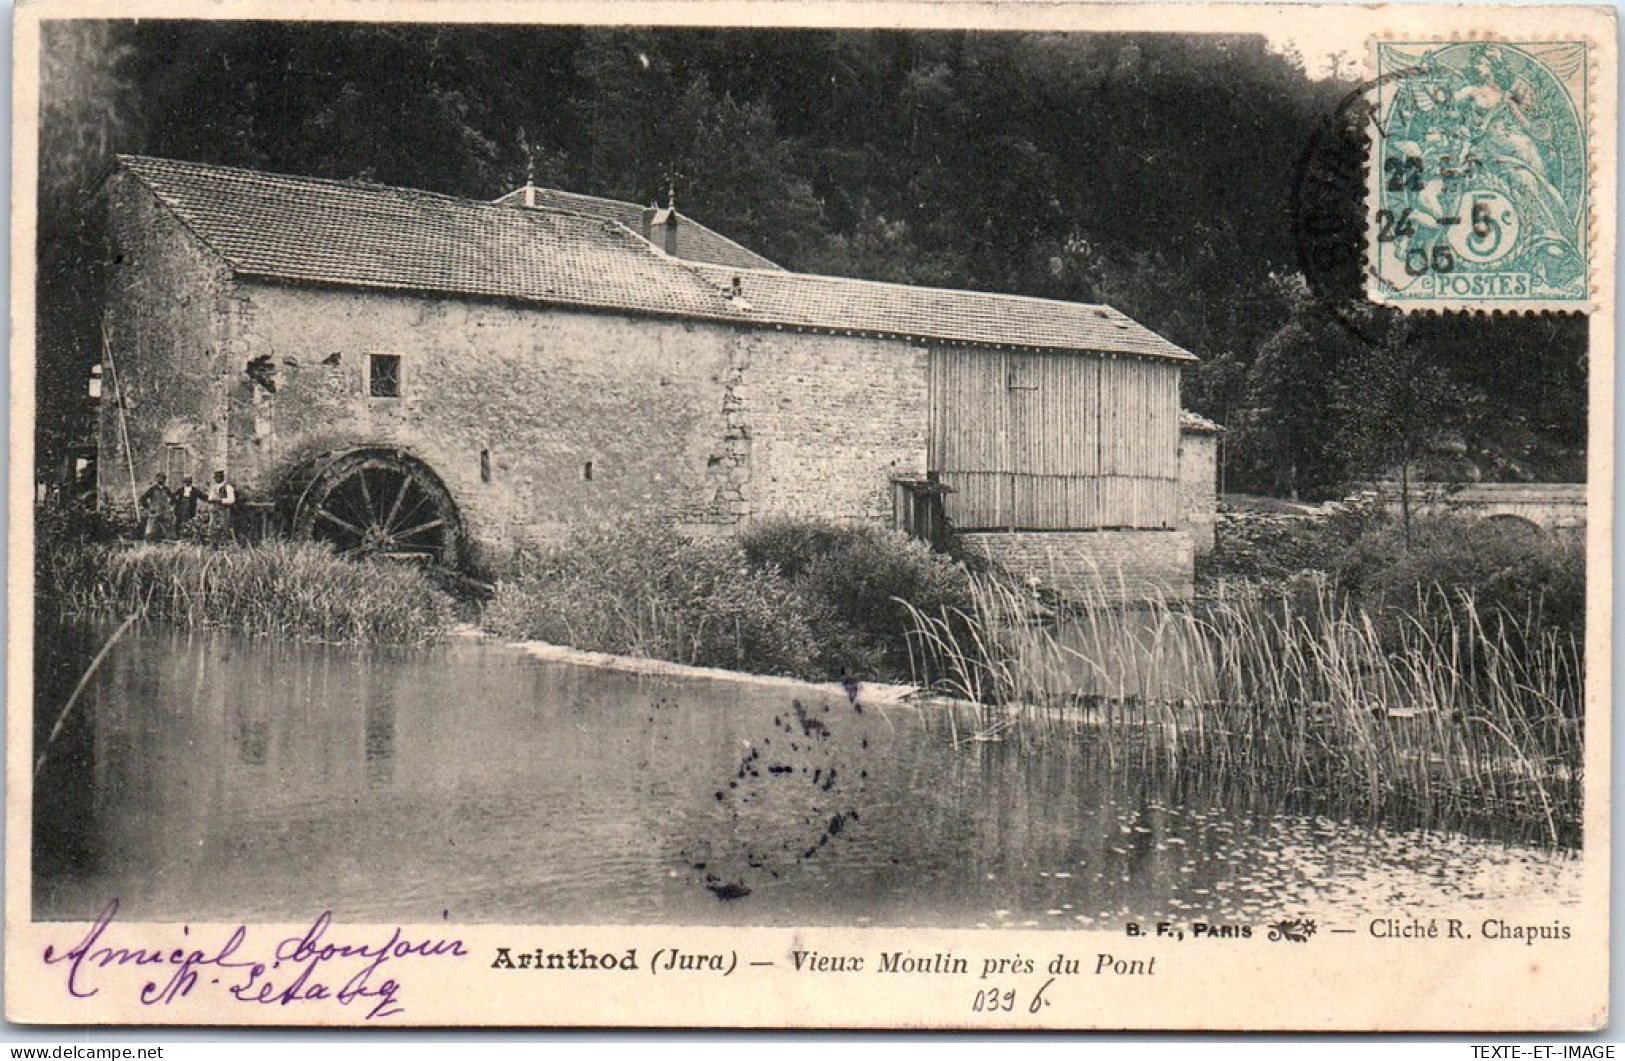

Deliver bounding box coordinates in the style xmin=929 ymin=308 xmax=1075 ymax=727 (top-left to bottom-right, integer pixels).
xmin=35 ymin=22 xmax=1587 ymax=496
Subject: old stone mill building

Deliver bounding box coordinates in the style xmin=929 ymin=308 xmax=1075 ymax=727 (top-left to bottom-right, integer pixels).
xmin=96 ymin=155 xmax=1217 ymax=599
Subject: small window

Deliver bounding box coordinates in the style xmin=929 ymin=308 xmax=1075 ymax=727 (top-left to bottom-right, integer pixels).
xmin=369 ymin=354 xmax=402 ymax=398
xmin=162 ymin=443 xmax=193 ymax=483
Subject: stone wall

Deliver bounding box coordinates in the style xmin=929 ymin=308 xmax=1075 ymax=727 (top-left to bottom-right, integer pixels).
xmin=736 ymin=329 xmax=929 ymax=525
xmin=231 ymin=282 xmax=931 ymax=556
xmin=1178 ymin=430 xmax=1219 ymax=555
xmin=98 ymin=172 xmax=236 ymax=519
xmin=229 ymin=285 xmax=737 ymax=551
xmin=958 ymin=529 xmax=1194 ymax=602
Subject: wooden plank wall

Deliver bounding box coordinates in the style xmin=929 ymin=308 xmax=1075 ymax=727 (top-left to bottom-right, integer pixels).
xmin=930 ymin=349 xmax=1179 ymax=530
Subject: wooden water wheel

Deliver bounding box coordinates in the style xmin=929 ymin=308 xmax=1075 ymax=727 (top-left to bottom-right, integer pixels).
xmin=289 ymin=449 xmax=462 ymax=565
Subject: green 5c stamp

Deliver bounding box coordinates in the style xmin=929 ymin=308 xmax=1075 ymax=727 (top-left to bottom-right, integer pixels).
xmin=1369 ymin=41 xmax=1590 ymax=311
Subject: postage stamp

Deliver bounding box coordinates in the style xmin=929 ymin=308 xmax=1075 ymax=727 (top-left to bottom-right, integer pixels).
xmin=1367 ymin=40 xmax=1592 ymax=312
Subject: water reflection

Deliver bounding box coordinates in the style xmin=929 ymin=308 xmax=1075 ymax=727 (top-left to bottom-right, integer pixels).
xmin=364 ymin=698 xmax=395 ymax=786
xmin=233 ymin=701 xmax=269 ymax=766
xmin=33 ymin=624 xmax=1580 ymax=926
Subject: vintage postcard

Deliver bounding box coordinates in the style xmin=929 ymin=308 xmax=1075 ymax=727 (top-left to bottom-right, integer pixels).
xmin=6 ymin=0 xmax=1614 ymax=1031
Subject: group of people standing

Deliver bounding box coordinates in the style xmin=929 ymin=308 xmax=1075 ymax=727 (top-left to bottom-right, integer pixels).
xmin=140 ymin=469 xmax=238 ymax=541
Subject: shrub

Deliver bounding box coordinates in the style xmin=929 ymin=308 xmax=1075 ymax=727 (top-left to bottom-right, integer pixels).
xmin=1335 ymin=517 xmax=1585 ymax=648
xmin=486 ymin=519 xmax=976 ymax=682
xmin=484 ymin=522 xmax=820 ymax=678
xmin=35 ymin=497 xmax=119 ymax=547
xmin=740 ymin=519 xmax=976 ymax=679
xmin=738 ymin=520 xmax=864 ymax=580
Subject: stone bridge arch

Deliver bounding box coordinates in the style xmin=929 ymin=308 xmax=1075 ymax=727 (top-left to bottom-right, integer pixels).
xmin=1480 ymin=512 xmax=1546 ymax=536
xmin=1379 ymin=482 xmax=1586 ymax=533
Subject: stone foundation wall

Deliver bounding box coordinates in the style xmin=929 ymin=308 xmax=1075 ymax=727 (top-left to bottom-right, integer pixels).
xmin=958 ymin=529 xmax=1194 ymax=602
xmin=1178 ymin=431 xmax=1219 ymax=555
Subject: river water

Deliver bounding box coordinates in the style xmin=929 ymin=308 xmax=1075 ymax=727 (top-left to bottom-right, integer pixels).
xmin=32 ymin=624 xmax=1580 ymax=927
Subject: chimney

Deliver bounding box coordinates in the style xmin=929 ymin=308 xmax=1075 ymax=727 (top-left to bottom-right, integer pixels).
xmin=641 ymin=205 xmax=679 ymax=256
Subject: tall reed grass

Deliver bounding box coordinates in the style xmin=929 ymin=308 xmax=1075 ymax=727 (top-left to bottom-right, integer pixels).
xmin=41 ymin=541 xmax=456 ymax=644
xmin=903 ymin=577 xmax=1583 ymax=845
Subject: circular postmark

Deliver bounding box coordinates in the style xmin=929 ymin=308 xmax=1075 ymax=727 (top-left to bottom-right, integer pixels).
xmin=1292 ymin=69 xmax=1418 ymax=342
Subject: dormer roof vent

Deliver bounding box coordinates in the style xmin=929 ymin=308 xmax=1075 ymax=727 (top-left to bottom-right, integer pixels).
xmin=641 ymin=205 xmax=678 ymax=256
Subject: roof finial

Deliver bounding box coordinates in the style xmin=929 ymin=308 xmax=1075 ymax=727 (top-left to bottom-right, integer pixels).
xmin=666 ymin=175 xmax=677 ymax=214
xmin=514 ymin=129 xmax=541 ymax=207
xmin=518 ymin=127 xmax=537 ymax=187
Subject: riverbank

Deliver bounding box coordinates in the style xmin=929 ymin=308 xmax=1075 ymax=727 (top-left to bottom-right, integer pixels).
xmin=501 ymin=632 xmax=918 ymax=703
xmin=33 ymin=514 xmax=976 ymax=676
xmin=486 ymin=582 xmax=1578 ymax=850
xmin=37 ymin=537 xmax=457 ymax=644
xmin=33 ymin=506 xmax=1585 ymax=843
xmin=904 ymin=573 xmax=1583 ymax=846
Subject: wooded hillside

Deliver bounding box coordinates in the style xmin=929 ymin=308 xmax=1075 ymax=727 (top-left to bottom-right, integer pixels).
xmin=36 ymin=22 xmax=1588 ymax=497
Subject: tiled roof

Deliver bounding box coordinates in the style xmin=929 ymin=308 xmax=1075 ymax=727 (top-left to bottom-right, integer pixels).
xmin=117 ymin=155 xmax=740 ymax=320
xmin=1180 ymin=409 xmax=1225 ymax=434
xmin=685 ymin=263 xmax=1197 ymax=362
xmin=493 ymin=186 xmax=784 ymax=271
xmin=115 ymin=155 xmax=1196 ymax=363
